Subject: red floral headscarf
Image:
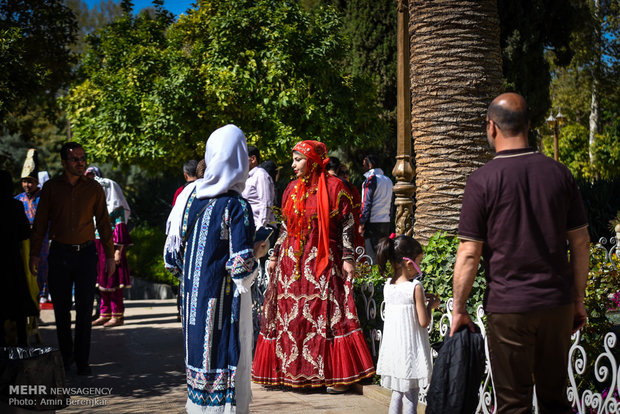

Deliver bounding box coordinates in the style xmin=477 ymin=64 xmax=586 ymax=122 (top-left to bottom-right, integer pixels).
xmin=284 ymin=140 xmax=330 ymax=276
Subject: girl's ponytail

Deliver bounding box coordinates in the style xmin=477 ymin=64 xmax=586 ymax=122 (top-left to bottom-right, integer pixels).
xmin=376 ymin=236 xmax=395 ymax=274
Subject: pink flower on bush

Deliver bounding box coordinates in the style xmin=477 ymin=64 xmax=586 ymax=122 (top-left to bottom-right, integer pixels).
xmin=608 ymin=291 xmax=620 ymax=311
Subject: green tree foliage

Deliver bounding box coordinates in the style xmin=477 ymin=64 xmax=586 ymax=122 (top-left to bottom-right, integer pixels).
xmin=311 ymin=0 xmax=396 ymax=178
xmin=546 ymin=0 xmax=620 ymax=181
xmin=120 ymin=0 xmax=134 ymax=14
xmin=326 ymin=0 xmax=396 ymax=115
xmin=498 ymin=0 xmax=586 ymax=127
xmin=541 ymin=121 xmax=620 ymax=181
xmin=0 ymin=0 xmax=78 ymax=175
xmin=171 ymin=0 xmax=381 ymax=162
xmin=63 ymin=0 xmax=382 ymax=171
xmin=63 ymin=6 xmax=181 ymax=170
xmin=0 ymin=108 xmax=68 ymax=178
xmin=0 ymin=0 xmax=78 ymax=120
xmin=0 ymin=27 xmax=28 ymax=122
xmin=564 ymin=0 xmax=619 ymax=96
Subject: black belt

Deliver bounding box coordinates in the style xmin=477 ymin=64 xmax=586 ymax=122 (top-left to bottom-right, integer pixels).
xmin=51 ymin=240 xmax=95 ymax=252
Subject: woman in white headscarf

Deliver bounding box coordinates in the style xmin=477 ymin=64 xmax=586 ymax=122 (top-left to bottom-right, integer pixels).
xmin=86 ymin=166 xmax=132 ymax=327
xmin=164 ymin=125 xmax=266 ymax=414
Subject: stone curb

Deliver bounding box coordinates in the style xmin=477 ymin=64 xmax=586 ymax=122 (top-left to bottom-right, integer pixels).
xmin=355 ymin=383 xmax=427 ymax=412
xmin=355 ymin=383 xmax=391 ymax=405
xmin=123 ymin=277 xmax=175 ymax=300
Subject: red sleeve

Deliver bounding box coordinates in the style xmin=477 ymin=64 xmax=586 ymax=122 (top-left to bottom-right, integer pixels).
xmin=172 ymin=185 xmax=184 ymax=205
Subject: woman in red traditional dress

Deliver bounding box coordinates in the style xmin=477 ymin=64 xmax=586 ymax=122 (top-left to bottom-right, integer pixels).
xmin=251 ymin=140 xmax=375 ymax=393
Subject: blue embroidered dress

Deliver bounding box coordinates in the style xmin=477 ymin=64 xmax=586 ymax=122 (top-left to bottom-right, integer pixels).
xmin=165 ymin=189 xmax=258 ymax=413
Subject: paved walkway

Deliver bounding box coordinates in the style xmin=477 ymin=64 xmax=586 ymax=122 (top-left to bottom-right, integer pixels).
xmin=28 ymin=299 xmax=393 ymax=413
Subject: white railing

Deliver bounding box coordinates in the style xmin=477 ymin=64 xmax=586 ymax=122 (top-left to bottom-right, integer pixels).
xmin=569 ymin=330 xmax=620 ymax=413
xmin=251 ymin=250 xmax=274 ymax=349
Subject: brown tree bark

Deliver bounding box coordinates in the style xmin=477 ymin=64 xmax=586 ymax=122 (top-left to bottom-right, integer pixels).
xmin=409 ymin=0 xmax=503 ymax=242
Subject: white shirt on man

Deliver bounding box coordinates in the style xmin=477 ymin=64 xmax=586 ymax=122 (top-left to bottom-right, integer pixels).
xmin=242 ymin=166 xmax=275 ymax=229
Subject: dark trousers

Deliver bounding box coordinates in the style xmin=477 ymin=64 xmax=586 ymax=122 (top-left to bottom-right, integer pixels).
xmin=486 ymin=304 xmax=574 ymax=414
xmin=47 ymin=242 xmax=98 ymax=369
xmin=363 ymin=222 xmax=390 ymax=263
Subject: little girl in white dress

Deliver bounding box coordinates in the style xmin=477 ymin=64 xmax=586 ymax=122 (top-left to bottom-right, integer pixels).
xmin=376 ymin=234 xmax=440 ymax=414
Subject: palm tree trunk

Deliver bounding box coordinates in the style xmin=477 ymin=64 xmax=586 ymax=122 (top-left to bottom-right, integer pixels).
xmin=409 ymin=0 xmax=503 ymax=242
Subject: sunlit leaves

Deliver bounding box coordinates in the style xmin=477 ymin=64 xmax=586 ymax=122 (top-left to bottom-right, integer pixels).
xmin=64 ymin=0 xmax=381 ymax=171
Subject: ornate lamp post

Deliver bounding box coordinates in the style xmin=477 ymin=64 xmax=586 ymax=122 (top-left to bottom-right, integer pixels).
xmin=546 ymin=109 xmax=566 ymax=161
xmin=392 ymin=0 xmax=415 ymax=236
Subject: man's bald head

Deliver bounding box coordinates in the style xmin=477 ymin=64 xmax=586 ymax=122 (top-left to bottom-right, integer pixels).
xmin=487 ymin=93 xmax=529 ymax=137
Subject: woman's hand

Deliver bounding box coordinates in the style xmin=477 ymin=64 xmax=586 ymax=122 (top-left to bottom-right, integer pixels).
xmin=114 ymin=249 xmax=122 ymax=265
xmin=268 ymin=257 xmax=277 ymax=275
xmin=342 ymin=259 xmax=356 ymax=280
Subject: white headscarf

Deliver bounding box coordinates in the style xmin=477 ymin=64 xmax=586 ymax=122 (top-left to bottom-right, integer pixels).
xmin=164 ymin=125 xmax=248 ymax=259
xmin=86 ymin=166 xmax=131 ymax=222
xmin=195 ymin=124 xmax=248 ymax=199
xmin=37 ymin=171 xmax=49 ymax=189
xmin=94 ymin=176 xmax=132 ymax=222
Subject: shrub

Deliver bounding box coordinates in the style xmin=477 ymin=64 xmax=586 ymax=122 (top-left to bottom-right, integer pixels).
xmin=576 ymin=243 xmax=619 ymax=392
xmin=126 ymin=225 xmax=179 ymax=286
xmin=420 ymin=232 xmax=486 ymax=343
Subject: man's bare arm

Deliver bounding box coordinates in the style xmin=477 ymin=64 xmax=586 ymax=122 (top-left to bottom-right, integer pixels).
xmin=567 ymin=226 xmax=590 ymax=333
xmin=450 ymin=239 xmax=483 ymax=336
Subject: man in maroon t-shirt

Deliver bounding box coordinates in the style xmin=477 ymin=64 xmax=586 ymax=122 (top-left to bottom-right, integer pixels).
xmin=450 ymin=93 xmax=590 ymax=413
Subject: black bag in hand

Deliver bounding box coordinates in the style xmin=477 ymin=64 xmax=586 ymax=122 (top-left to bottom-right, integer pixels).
xmin=426 ymin=327 xmax=486 ymax=414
